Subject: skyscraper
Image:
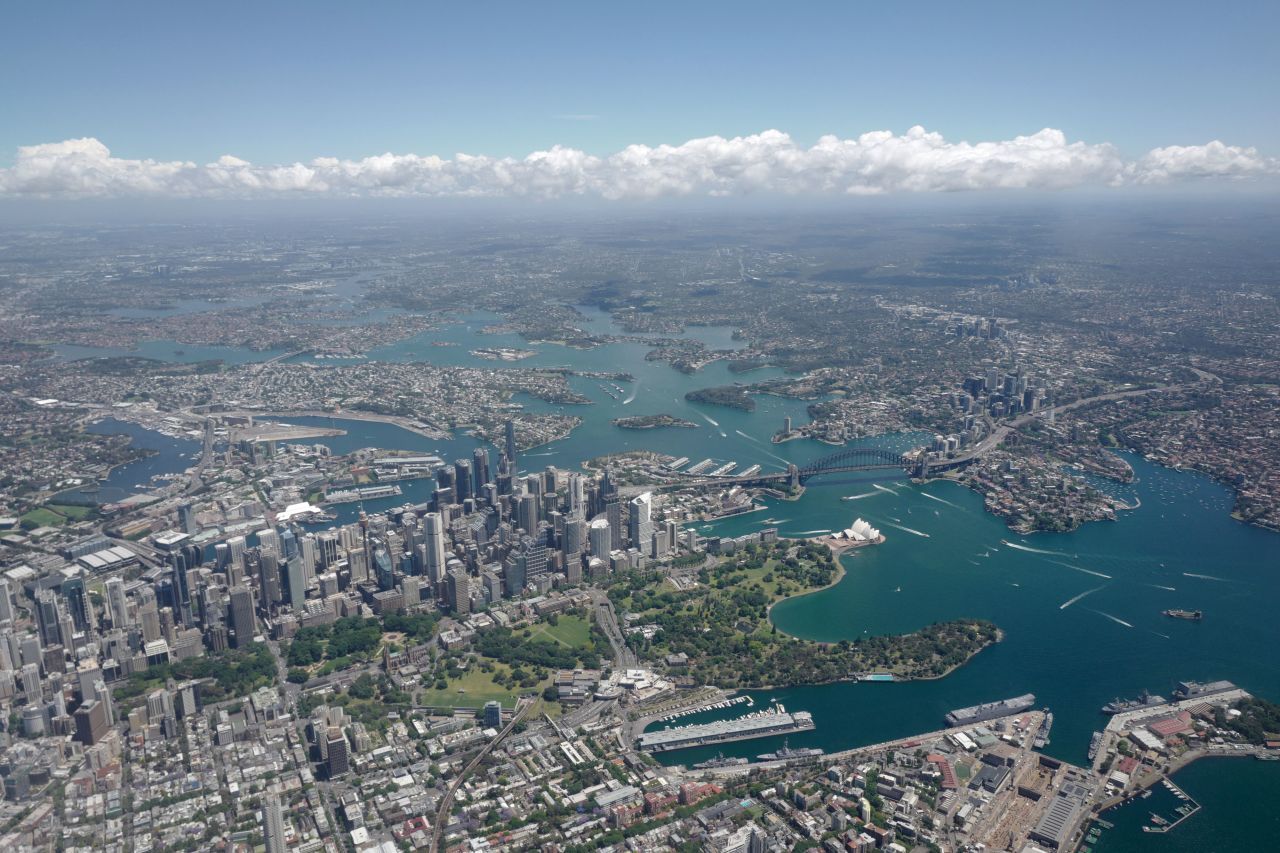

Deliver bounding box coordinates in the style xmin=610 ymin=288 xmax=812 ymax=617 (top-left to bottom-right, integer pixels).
xmin=472 ymin=446 xmax=490 ymax=492
xmin=228 ymin=586 xmax=256 ymax=648
xmin=104 ymin=576 xmax=129 ymax=629
xmin=259 ymin=557 xmax=282 ymax=611
xmin=35 ymin=590 xmax=61 ymax=647
xmin=285 ymin=556 xmax=307 ymax=610
xmin=373 ymin=547 xmax=394 ymax=591
xmin=170 ymin=550 xmax=193 ymax=627
xmin=606 ymin=497 xmax=622 ymax=552
xmin=263 ymin=793 xmax=287 ymax=853
xmin=454 ymin=458 xmax=474 ymax=501
xmin=517 ymin=493 xmax=538 ymax=535
xmin=568 ymin=473 xmax=585 ymax=516
xmin=423 ymin=512 xmax=447 ymax=586
xmin=256 ymin=528 xmax=280 ymax=559
xmin=62 ymin=578 xmax=95 ymax=633
xmin=177 ymin=502 xmax=196 ymax=535
xmin=588 ymin=518 xmax=612 ymax=557
xmin=447 ymin=567 xmax=471 ymax=615
xmin=505 ymin=419 xmax=518 ymax=470
xmin=564 ymin=515 xmax=586 ymax=557
xmin=628 ymin=492 xmax=653 ymax=552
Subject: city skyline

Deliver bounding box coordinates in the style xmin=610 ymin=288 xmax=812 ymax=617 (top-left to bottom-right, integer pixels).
xmin=1 ymin=4 xmax=1278 ymax=851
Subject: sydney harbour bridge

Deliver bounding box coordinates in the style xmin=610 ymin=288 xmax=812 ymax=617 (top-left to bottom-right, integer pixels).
xmin=630 ymin=445 xmax=966 ymax=496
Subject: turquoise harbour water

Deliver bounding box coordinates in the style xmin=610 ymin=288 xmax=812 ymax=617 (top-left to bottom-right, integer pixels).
xmin=64 ymin=418 xmax=201 ymax=503
xmin=1089 ymin=757 xmax=1280 ymax=852
xmin=86 ymin=309 xmax=1280 ymax=848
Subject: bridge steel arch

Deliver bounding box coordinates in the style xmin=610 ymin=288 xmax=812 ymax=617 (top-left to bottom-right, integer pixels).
xmin=796 ymin=447 xmax=911 ymax=482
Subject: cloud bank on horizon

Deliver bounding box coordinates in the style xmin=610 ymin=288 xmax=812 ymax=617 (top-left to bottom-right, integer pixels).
xmin=1 ymin=127 xmax=1275 ymax=200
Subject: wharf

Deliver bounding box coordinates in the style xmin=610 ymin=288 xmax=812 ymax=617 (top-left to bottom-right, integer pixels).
xmin=231 ymin=423 xmax=347 ymax=443
xmin=323 ymin=484 xmax=403 ymax=504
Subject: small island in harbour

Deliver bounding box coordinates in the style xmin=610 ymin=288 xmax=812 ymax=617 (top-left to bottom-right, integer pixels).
xmin=612 ymin=413 xmax=699 ymax=430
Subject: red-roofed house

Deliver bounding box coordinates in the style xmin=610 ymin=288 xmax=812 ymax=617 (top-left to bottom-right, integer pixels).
xmin=926 ymin=754 xmax=958 ymax=790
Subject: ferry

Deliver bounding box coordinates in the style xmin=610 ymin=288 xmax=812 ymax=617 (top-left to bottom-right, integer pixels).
xmin=1162 ymin=608 xmax=1203 ymax=621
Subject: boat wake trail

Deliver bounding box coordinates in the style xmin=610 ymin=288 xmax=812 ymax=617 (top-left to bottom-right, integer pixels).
xmin=759 ymin=518 xmax=790 ymax=525
xmin=701 ymin=413 xmax=720 ymax=428
xmin=735 ymin=429 xmax=759 ymax=443
xmin=1150 ymin=631 xmax=1171 ymax=639
xmin=622 ymin=387 xmax=638 ymax=405
xmin=872 ymin=483 xmax=898 ymax=495
xmin=1088 ymin=609 xmax=1134 ymax=628
xmin=1060 ymin=585 xmax=1107 ymax=610
xmin=884 ymin=521 xmax=930 ymax=538
xmin=1002 ymin=540 xmax=1074 ymax=557
xmin=842 ymin=491 xmax=879 ymax=501
xmin=1047 ymin=559 xmax=1112 ymax=580
xmin=793 ymin=529 xmax=831 ymax=536
xmin=921 ymin=492 xmax=959 ymax=508
xmin=1183 ymin=572 xmax=1231 ymax=583
xmin=1147 ymin=584 xmax=1177 ymax=592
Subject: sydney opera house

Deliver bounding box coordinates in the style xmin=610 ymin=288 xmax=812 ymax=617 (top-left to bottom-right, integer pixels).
xmin=833 ymin=518 xmax=882 ymax=543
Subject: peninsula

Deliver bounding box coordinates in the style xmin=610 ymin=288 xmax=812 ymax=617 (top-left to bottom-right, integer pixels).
xmin=608 ymin=538 xmax=998 ymax=689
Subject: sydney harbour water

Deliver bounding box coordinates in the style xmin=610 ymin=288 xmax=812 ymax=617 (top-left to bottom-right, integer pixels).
xmin=86 ymin=307 xmax=1280 ymax=849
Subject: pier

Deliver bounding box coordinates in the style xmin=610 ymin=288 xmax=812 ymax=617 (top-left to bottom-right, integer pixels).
xmin=323 ymin=484 xmax=403 ymax=504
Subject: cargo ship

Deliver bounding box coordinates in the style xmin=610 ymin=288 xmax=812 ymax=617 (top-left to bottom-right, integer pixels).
xmin=1162 ymin=609 xmax=1202 ymax=621
xmin=945 ymin=693 xmax=1036 ymax=727
xmin=1101 ymin=690 xmax=1166 ymax=715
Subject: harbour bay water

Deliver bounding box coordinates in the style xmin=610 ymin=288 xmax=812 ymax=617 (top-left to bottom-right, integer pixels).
xmin=1089 ymin=757 xmax=1280 ymax=852
xmin=81 ymin=308 xmax=1280 ymax=845
xmin=65 ymin=418 xmax=201 ymax=504
xmin=51 ymin=339 xmax=294 ymax=365
xmin=653 ymin=457 xmax=1280 ymax=768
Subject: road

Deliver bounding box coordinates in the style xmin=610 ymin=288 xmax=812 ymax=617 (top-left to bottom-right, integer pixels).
xmin=932 ymin=380 xmax=1202 ymax=471
xmin=589 ymin=589 xmax=637 ymax=669
xmin=429 ymin=696 xmax=532 ymax=853
xmin=181 ymin=418 xmax=215 ymax=496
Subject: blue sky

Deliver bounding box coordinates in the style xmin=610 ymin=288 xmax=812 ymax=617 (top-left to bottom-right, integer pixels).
xmin=3 ymin=0 xmax=1276 ymax=165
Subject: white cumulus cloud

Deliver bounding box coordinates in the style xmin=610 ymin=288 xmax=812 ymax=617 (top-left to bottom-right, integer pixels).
xmin=0 ymin=128 xmax=1274 ymax=200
